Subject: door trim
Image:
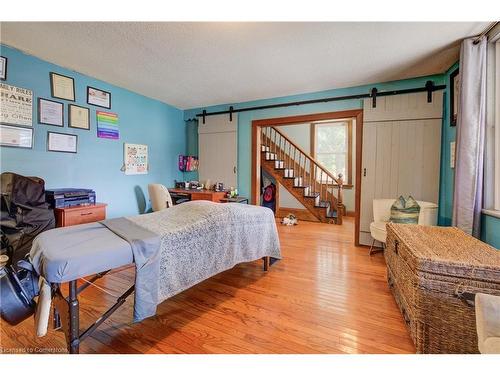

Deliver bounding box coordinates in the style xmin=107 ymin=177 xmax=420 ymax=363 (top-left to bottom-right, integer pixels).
xmin=251 ymin=109 xmax=364 ymax=245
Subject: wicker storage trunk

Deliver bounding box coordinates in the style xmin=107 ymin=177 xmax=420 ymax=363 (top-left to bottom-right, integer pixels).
xmin=385 ymin=223 xmax=500 ymax=354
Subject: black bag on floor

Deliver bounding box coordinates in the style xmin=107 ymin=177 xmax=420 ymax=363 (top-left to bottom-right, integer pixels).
xmin=0 ymin=259 xmax=40 ymax=325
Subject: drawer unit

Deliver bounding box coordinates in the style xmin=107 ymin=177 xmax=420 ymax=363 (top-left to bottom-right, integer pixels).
xmin=55 ymin=203 xmax=107 ymax=227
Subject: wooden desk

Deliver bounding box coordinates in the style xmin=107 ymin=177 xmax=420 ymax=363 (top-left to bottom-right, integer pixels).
xmin=55 ymin=203 xmax=107 ymax=227
xmin=168 ymin=188 xmax=226 ymax=203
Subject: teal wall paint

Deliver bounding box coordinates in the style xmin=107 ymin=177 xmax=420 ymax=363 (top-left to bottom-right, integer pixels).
xmin=438 ymin=62 xmax=459 ymax=226
xmin=184 ymin=75 xmax=446 ymax=202
xmin=183 ymin=119 xmax=199 ymax=181
xmin=481 ymin=214 xmax=500 ymax=249
xmin=0 ymin=45 xmax=186 ymax=218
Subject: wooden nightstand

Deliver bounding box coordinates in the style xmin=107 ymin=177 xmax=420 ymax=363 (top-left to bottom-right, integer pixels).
xmin=54 ymin=203 xmax=107 ymax=227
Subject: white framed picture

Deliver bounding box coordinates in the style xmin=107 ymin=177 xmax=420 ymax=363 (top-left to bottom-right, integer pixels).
xmin=0 ymin=83 xmax=33 ymax=126
xmin=0 ymin=124 xmax=33 ymax=148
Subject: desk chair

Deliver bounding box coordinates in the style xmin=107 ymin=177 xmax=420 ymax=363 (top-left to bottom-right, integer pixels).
xmin=148 ymin=184 xmax=189 ymax=212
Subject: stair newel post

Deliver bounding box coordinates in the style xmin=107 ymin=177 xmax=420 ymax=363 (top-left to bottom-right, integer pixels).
xmin=336 ymin=173 xmax=344 ymax=225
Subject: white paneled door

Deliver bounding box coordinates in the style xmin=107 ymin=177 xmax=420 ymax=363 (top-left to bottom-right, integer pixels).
xmin=198 ymin=114 xmax=237 ymax=189
xmin=359 ymin=92 xmax=443 ymax=246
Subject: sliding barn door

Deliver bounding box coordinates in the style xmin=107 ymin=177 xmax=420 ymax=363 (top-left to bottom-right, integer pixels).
xmin=198 ymin=114 xmax=237 ymax=188
xmin=359 ymin=92 xmax=443 ymax=246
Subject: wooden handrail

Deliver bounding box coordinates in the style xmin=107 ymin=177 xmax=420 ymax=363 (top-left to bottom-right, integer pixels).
xmin=266 ymin=126 xmax=342 ymax=186
xmin=261 ymin=126 xmax=345 ymax=223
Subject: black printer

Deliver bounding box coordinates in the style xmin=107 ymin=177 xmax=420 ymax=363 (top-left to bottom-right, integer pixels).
xmin=45 ymin=188 xmax=96 ymax=209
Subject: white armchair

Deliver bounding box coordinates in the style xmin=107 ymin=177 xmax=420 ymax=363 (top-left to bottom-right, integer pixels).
xmin=369 ymin=198 xmax=438 ymax=255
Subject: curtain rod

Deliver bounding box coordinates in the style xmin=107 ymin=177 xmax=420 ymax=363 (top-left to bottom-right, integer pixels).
xmin=194 ymin=81 xmax=446 ymax=123
xmin=473 ymin=21 xmax=500 ymax=44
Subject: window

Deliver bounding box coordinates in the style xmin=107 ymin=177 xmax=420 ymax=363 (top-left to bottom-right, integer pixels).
xmin=312 ymin=120 xmax=353 ymax=186
xmin=484 ymin=36 xmax=500 ymax=217
xmin=495 ymin=40 xmax=500 ymax=211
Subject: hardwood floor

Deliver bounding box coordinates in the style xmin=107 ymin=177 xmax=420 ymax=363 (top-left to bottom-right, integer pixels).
xmin=0 ymin=218 xmax=415 ymax=354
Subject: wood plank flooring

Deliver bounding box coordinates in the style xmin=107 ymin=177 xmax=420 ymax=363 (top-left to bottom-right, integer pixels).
xmin=0 ymin=218 xmax=415 ymax=354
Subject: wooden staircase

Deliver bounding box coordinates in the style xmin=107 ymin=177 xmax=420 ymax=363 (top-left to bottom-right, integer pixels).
xmin=261 ymin=126 xmax=344 ymax=224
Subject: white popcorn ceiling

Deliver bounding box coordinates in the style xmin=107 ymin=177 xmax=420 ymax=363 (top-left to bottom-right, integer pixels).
xmin=0 ymin=22 xmax=487 ymax=109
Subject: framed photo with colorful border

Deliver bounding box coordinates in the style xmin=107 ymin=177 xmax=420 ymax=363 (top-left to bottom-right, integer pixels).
xmin=50 ymin=72 xmax=75 ymax=101
xmin=68 ymin=104 xmax=90 ymax=130
xmin=87 ymin=86 xmax=111 ymax=109
xmin=47 ymin=131 xmax=78 ymax=153
xmin=38 ymin=98 xmax=64 ymax=127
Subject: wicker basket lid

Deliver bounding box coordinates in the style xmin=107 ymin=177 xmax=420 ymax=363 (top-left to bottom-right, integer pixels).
xmin=387 ymin=223 xmax=500 ymax=283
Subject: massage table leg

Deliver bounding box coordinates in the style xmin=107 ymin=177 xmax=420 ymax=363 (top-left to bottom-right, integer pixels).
xmin=263 ymin=256 xmax=270 ymax=271
xmin=52 ymin=275 xmax=135 ymax=354
xmin=68 ymin=281 xmax=80 ymax=354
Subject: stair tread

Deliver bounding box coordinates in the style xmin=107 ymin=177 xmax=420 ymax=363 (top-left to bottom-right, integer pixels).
xmin=304 ymin=193 xmax=320 ymax=198
xmin=315 ymin=201 xmax=331 ymax=208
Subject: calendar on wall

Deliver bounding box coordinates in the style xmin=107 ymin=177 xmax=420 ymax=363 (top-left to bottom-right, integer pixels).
xmin=124 ymin=143 xmax=148 ymax=175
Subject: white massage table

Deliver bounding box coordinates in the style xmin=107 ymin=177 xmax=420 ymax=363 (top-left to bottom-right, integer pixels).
xmin=29 ymin=201 xmax=281 ymax=353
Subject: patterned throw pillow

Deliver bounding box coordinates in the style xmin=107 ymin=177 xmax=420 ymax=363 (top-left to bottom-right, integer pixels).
xmin=390 ymin=196 xmax=420 ymax=224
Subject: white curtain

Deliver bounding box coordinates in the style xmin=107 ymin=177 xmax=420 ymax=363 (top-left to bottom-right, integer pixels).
xmin=452 ymin=37 xmax=487 ymax=237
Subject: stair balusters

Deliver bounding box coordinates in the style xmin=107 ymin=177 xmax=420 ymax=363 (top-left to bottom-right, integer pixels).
xmin=260 ymin=126 xmax=344 ymax=224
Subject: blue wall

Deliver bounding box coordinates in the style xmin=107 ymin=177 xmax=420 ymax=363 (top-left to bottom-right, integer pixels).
xmin=482 ymin=215 xmax=500 ymax=249
xmin=184 ymin=74 xmax=446 ymax=201
xmin=0 ymin=45 xmax=186 ymax=218
xmin=438 ymin=62 xmax=459 ymax=226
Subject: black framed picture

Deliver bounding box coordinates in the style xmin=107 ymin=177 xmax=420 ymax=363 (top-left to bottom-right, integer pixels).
xmin=47 ymin=131 xmax=78 ymax=153
xmin=50 ymin=72 xmax=75 ymax=101
xmin=68 ymin=104 xmax=90 ymax=130
xmin=450 ymin=68 xmax=459 ymax=127
xmin=0 ymin=56 xmax=7 ymax=81
xmin=38 ymin=98 xmax=64 ymax=127
xmin=87 ymin=86 xmax=111 ymax=109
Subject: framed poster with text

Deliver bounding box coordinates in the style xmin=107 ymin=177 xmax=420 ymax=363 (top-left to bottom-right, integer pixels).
xmin=0 ymin=83 xmax=33 ymax=126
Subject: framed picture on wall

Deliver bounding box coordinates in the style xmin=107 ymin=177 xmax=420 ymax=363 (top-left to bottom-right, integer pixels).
xmin=87 ymin=86 xmax=111 ymax=109
xmin=0 ymin=124 xmax=33 ymax=148
xmin=68 ymin=104 xmax=90 ymax=130
xmin=38 ymin=98 xmax=64 ymax=127
xmin=0 ymin=56 xmax=7 ymax=81
xmin=47 ymin=131 xmax=78 ymax=153
xmin=50 ymin=72 xmax=75 ymax=101
xmin=450 ymin=68 xmax=459 ymax=127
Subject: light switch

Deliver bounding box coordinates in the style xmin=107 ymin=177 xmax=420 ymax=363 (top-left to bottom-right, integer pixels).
xmin=450 ymin=141 xmax=456 ymax=169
